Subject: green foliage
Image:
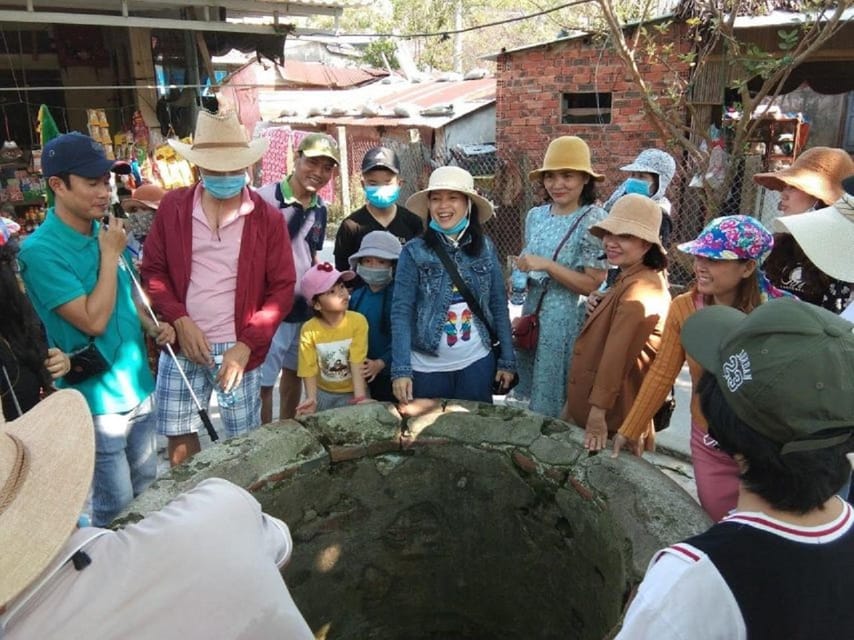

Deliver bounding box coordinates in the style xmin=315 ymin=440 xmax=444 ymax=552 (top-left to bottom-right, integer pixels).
xmin=362 ymin=39 xmax=400 ymax=69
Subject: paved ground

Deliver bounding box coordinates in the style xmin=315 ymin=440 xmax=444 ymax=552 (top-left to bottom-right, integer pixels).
xmin=159 ymin=241 xmax=699 ymax=502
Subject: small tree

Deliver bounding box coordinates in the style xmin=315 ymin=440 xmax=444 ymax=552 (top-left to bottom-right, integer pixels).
xmin=595 ymin=0 xmax=851 ymax=218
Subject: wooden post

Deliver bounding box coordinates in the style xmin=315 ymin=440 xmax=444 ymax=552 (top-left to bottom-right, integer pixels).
xmin=127 ymin=27 xmax=158 ymax=127
xmin=337 ymin=125 xmax=350 ymax=214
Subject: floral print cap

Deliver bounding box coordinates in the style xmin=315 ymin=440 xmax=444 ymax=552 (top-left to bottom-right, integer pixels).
xmin=677 ymin=215 xmax=774 ymax=264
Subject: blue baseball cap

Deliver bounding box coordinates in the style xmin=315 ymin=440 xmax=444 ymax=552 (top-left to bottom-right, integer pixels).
xmin=42 ymin=133 xmax=113 ymax=178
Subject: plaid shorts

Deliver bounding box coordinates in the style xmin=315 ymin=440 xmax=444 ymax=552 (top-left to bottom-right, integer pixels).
xmin=155 ymin=342 xmax=261 ymax=439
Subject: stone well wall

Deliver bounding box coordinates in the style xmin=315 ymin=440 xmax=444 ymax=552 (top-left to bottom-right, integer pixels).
xmin=123 ymin=401 xmax=710 ymax=639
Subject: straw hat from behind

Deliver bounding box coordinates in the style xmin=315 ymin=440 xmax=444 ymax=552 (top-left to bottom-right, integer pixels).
xmin=405 ymin=166 xmax=495 ymax=223
xmin=589 ymin=194 xmax=665 ymax=253
xmin=169 ymin=111 xmax=269 ymax=172
xmin=773 ymin=177 xmax=854 ymax=282
xmin=0 ymin=390 xmax=95 ymax=608
xmin=529 ymin=136 xmax=604 ymax=182
xmin=752 ymin=147 xmax=854 ymax=206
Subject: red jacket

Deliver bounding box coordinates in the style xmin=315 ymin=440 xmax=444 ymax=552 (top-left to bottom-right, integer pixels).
xmin=141 ymin=186 xmax=295 ymax=371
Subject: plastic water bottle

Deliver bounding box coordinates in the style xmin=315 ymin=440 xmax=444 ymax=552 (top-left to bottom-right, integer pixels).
xmin=207 ymin=356 xmax=236 ymax=408
xmin=510 ymin=268 xmax=527 ymax=305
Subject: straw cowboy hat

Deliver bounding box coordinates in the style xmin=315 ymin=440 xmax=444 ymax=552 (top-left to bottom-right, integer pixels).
xmin=405 ymin=166 xmax=495 ymax=223
xmin=169 ymin=111 xmax=269 ymax=172
xmin=121 ymin=183 xmax=166 ymax=213
xmin=0 ymin=390 xmax=94 ymax=608
xmin=529 ymin=136 xmax=604 ymax=182
xmin=753 ymin=147 xmax=854 ymax=205
xmin=589 ymin=194 xmax=665 ymax=253
xmin=773 ymin=176 xmax=854 ymax=282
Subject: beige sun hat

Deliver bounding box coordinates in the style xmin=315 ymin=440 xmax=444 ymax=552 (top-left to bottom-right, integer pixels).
xmin=405 ymin=166 xmax=495 ymax=223
xmin=773 ymin=177 xmax=854 ymax=282
xmin=0 ymin=390 xmax=95 ymax=608
xmin=169 ymin=110 xmax=269 ymax=172
xmin=589 ymin=194 xmax=665 ymax=252
xmin=528 ymin=136 xmax=604 ymax=182
xmin=753 ymin=147 xmax=854 ymax=205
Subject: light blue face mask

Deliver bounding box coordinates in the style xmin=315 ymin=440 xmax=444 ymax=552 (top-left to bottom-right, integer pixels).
xmin=624 ymin=177 xmax=651 ymax=197
xmin=356 ymin=264 xmax=394 ymax=287
xmin=429 ymin=215 xmax=469 ymax=237
xmin=201 ymin=173 xmax=247 ymax=200
xmin=364 ymin=184 xmax=401 ymax=208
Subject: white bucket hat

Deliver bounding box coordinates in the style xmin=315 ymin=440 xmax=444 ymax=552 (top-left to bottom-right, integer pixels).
xmin=405 ymin=166 xmax=495 ymax=223
xmin=773 ymin=179 xmax=854 ymax=282
xmin=169 ymin=110 xmax=269 ymax=172
xmin=0 ymin=390 xmax=95 ymax=608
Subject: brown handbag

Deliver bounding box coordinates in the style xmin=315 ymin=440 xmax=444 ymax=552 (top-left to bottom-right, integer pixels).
xmin=511 ymin=208 xmax=590 ymax=351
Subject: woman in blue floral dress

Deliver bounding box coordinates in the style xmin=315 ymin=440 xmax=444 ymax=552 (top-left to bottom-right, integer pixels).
xmin=513 ymin=137 xmax=608 ymax=417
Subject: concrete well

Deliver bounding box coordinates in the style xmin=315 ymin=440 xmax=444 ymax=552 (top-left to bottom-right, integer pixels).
xmin=123 ymin=401 xmax=710 ymax=640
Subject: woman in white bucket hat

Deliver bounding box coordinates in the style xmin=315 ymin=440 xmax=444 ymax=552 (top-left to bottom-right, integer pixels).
xmin=390 ymin=166 xmax=516 ymax=405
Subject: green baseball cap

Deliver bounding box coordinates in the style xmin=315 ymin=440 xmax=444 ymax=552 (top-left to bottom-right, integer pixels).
xmin=298 ymin=133 xmax=340 ymax=164
xmin=681 ymin=298 xmax=854 ymax=454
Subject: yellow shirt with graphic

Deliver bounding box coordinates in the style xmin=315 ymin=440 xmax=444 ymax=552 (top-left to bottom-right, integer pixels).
xmin=297 ymin=311 xmax=369 ymax=393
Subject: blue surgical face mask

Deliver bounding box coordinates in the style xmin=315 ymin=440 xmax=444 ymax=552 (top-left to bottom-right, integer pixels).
xmin=429 ymin=215 xmax=469 ymax=237
xmin=624 ymin=177 xmax=652 ymax=197
xmin=364 ymin=184 xmax=400 ymax=208
xmin=356 ymin=264 xmax=394 ymax=287
xmin=202 ymin=173 xmax=247 ymax=200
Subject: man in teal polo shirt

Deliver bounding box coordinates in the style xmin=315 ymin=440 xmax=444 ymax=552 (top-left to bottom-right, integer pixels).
xmin=19 ymin=132 xmax=174 ymax=526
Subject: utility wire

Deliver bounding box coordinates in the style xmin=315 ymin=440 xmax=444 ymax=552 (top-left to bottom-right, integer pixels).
xmin=294 ymin=0 xmax=594 ymax=39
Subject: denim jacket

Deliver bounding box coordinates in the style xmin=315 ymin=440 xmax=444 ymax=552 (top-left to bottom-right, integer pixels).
xmin=390 ymin=233 xmax=517 ymax=380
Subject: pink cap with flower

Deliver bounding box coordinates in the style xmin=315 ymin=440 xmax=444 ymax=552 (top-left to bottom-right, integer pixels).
xmin=300 ymin=261 xmax=355 ymax=301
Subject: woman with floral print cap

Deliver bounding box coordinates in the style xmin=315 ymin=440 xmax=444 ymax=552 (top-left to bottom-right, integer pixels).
xmin=612 ymin=215 xmax=789 ymax=522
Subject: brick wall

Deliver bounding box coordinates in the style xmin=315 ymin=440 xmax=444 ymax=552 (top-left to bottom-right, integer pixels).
xmin=495 ymin=26 xmax=693 ymax=200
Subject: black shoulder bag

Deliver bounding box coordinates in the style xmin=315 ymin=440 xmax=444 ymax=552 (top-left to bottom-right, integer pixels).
xmin=432 ymin=241 xmax=519 ymax=395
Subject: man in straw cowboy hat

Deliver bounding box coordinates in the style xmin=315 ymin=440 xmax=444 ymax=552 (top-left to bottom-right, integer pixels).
xmin=256 ymin=132 xmax=340 ymax=423
xmin=0 ymin=390 xmax=314 ymax=638
xmin=19 ymin=132 xmax=176 ymax=527
xmin=617 ymin=298 xmax=854 ymax=639
xmin=142 ymin=110 xmax=295 ymax=467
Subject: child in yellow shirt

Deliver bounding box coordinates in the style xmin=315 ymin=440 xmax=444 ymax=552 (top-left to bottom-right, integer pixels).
xmin=296 ymin=262 xmax=369 ymax=414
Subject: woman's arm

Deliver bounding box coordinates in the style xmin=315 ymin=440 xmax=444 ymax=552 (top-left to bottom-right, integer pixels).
xmin=485 ymin=239 xmax=516 ymax=372
xmin=389 ymin=247 xmax=418 ymax=381
xmin=516 ymin=253 xmax=605 ymax=296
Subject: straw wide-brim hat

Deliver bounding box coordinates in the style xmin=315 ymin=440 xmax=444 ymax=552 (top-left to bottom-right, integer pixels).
xmin=753 ymin=147 xmax=854 ymax=205
xmin=0 ymin=390 xmax=95 ymax=608
xmin=590 ymin=194 xmax=665 ymax=252
xmin=529 ymin=136 xmax=604 ymax=182
xmin=121 ymin=183 xmax=166 ymax=212
xmin=773 ymin=188 xmax=854 ymax=282
xmin=169 ymin=111 xmax=269 ymax=172
xmin=405 ymin=166 xmax=495 ymax=223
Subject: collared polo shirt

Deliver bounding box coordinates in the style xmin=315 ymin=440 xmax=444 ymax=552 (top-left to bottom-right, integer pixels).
xmin=185 ymin=185 xmax=253 ymax=342
xmin=19 ymin=209 xmax=154 ymax=415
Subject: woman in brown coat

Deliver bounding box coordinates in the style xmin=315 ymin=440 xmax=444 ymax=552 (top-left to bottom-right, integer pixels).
xmin=562 ymin=194 xmax=671 ymax=451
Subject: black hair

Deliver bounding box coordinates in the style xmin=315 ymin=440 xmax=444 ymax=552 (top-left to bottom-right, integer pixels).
xmin=642 ymin=244 xmax=668 ymax=271
xmin=50 ymin=173 xmax=72 ymax=189
xmin=424 ymin=200 xmax=485 ymax=257
xmin=764 ymin=234 xmax=833 ymax=307
xmin=579 ymin=179 xmax=597 ymax=206
xmin=0 ymin=243 xmax=52 ymax=393
xmin=698 ymin=371 xmax=852 ymax=514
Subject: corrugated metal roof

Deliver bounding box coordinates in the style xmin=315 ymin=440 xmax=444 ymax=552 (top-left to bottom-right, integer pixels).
xmin=259 ymin=77 xmax=496 ymax=129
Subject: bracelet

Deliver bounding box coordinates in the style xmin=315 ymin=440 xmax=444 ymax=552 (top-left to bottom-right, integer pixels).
xmin=348 ymin=396 xmax=367 ymax=405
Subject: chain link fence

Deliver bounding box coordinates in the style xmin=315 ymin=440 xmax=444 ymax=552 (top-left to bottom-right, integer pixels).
xmin=322 ymin=131 xmax=778 ymax=287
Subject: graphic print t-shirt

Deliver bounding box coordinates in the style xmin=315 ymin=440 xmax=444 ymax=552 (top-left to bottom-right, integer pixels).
xmin=411 ymin=286 xmax=489 ymax=373
xmin=298 ymin=311 xmax=369 ymax=393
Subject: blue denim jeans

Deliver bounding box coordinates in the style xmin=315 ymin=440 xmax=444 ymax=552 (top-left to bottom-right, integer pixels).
xmin=412 ymin=352 xmax=494 ymax=403
xmin=90 ymin=394 xmax=157 ymax=526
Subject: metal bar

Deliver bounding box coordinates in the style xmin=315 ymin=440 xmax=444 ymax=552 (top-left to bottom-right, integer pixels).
xmin=0 ymin=83 xmax=284 ymax=92
xmin=19 ymin=0 xmax=345 ymax=18
xmin=0 ymin=10 xmax=295 ymax=32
